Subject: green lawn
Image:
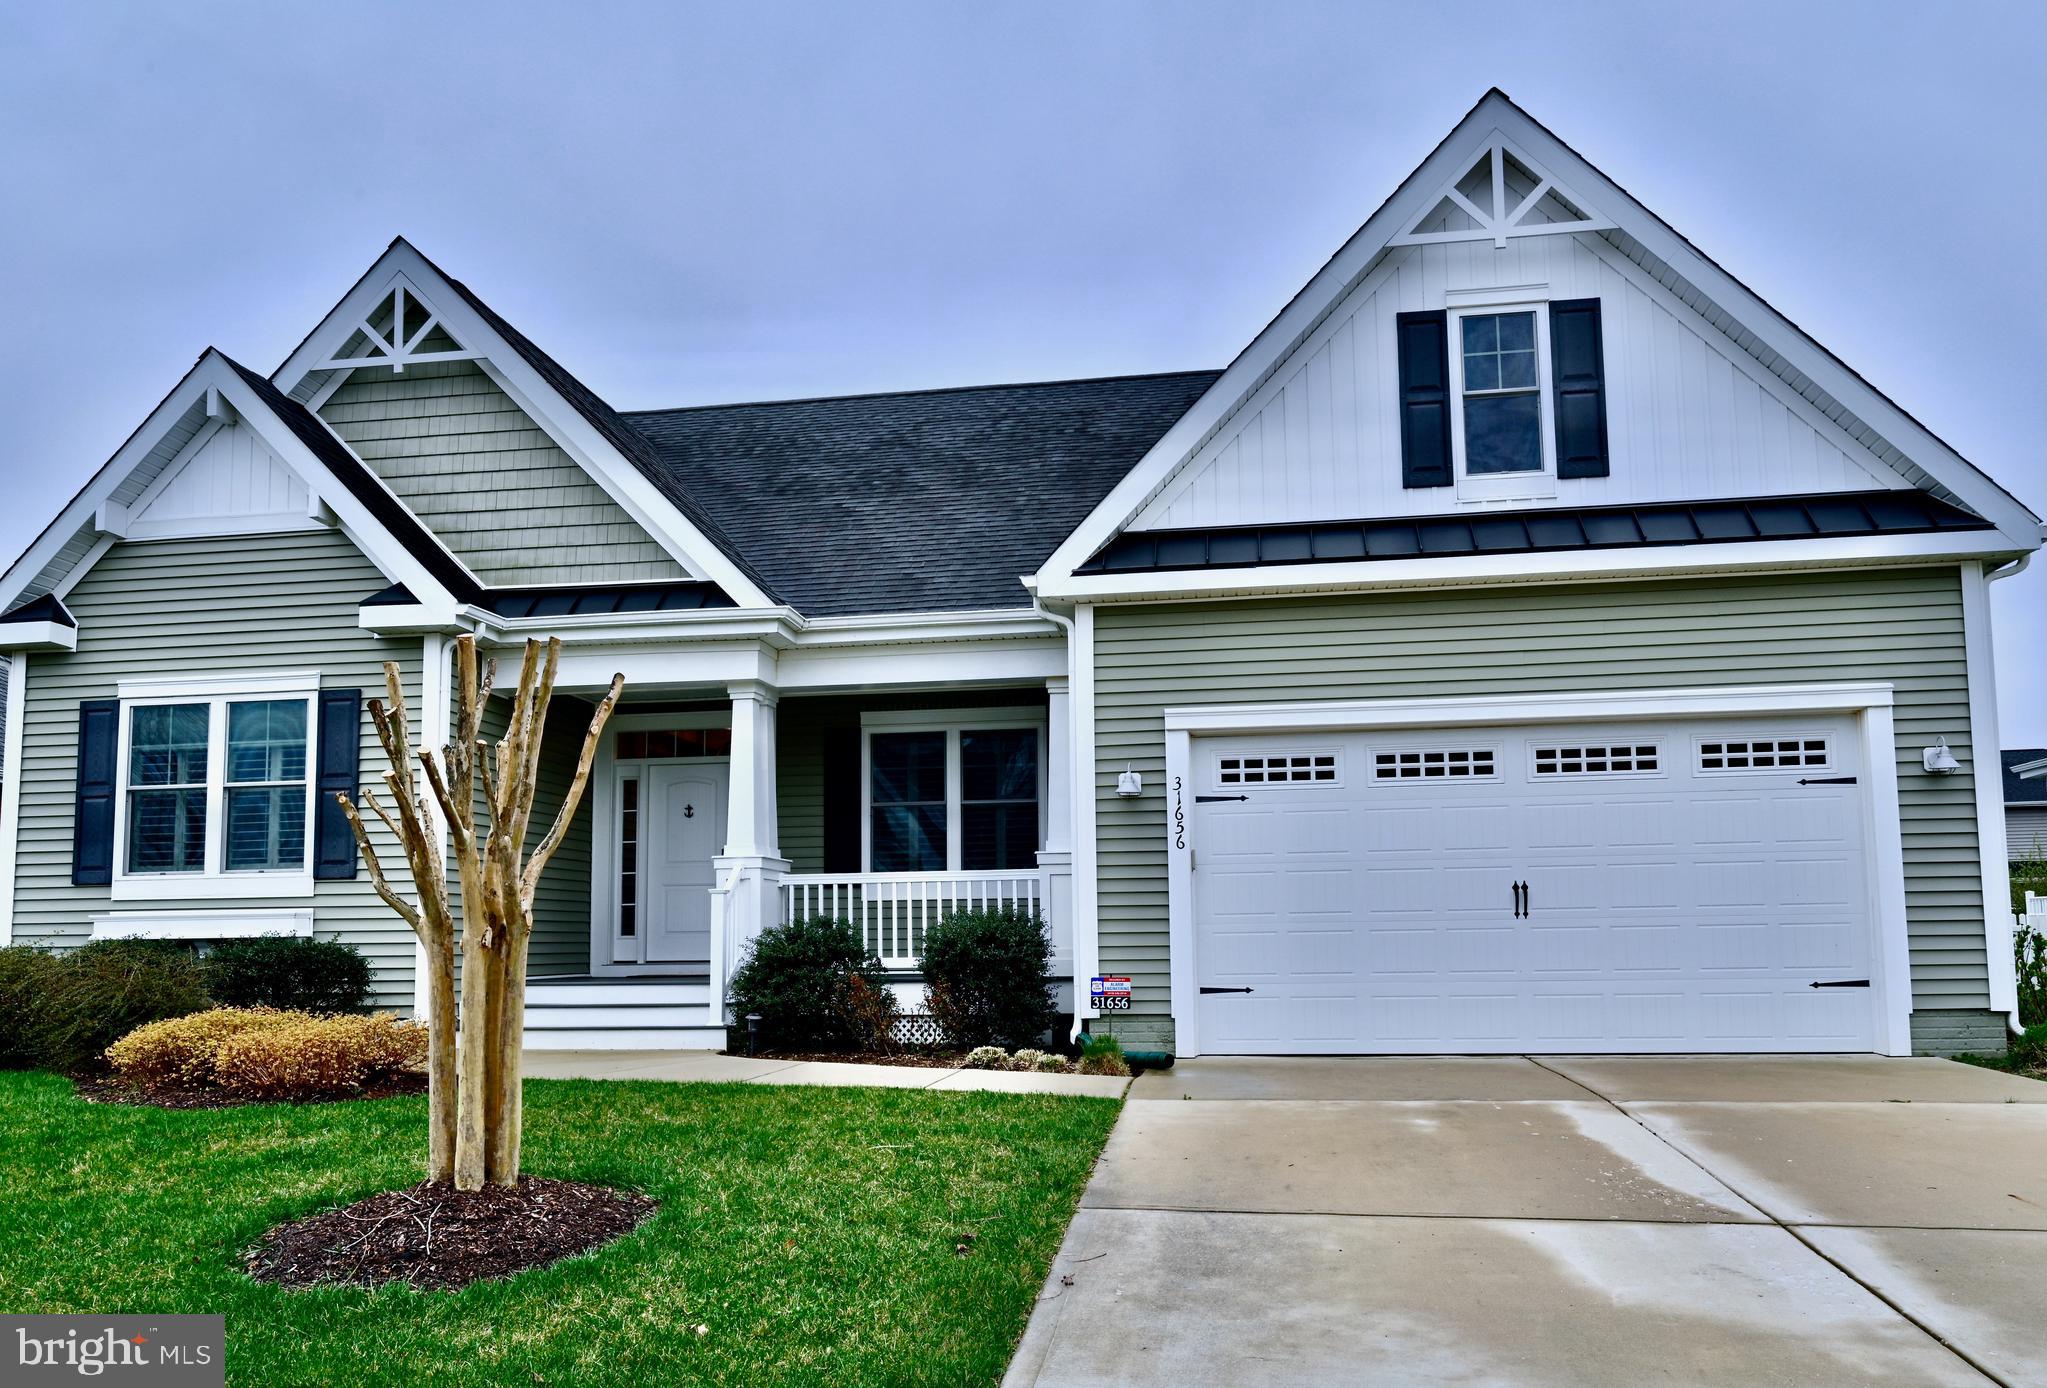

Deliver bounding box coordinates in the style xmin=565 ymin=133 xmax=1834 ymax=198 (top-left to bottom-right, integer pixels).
xmin=0 ymin=1071 xmax=1120 ymax=1386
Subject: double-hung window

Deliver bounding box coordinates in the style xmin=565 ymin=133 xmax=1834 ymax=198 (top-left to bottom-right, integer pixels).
xmin=864 ymin=711 xmax=1044 ymax=873
xmin=114 ymin=673 xmax=319 ymax=899
xmin=1448 ymin=296 xmax=1556 ymax=497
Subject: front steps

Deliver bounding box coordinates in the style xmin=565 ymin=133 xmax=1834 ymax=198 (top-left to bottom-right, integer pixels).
xmin=521 ymin=975 xmax=726 ymax=1051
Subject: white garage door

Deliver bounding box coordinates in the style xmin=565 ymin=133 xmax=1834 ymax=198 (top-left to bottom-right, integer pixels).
xmin=1191 ymin=717 xmax=1878 ymax=1054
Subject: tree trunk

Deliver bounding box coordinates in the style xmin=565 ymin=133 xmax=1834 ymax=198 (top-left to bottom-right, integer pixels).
xmin=424 ymin=933 xmax=458 ymax=1182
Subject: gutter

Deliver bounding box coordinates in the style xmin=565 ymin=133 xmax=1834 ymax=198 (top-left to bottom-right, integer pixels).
xmin=1987 ymin=553 xmax=2034 ymax=1037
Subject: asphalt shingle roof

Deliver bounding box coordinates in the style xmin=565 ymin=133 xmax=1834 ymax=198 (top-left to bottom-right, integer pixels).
xmin=623 ymin=372 xmax=1221 ymax=616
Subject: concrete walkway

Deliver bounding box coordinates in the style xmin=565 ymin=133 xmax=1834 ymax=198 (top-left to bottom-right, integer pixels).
xmin=1005 ymin=1055 xmax=2047 ymax=1388
xmin=520 ymin=1048 xmax=1131 ymax=1098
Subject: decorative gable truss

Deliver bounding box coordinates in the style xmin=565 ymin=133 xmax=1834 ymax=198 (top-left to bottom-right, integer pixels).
xmin=317 ymin=282 xmax=475 ymax=373
xmin=1391 ymin=136 xmax=1612 ymax=249
xmin=1034 ymin=91 xmax=2042 ymax=599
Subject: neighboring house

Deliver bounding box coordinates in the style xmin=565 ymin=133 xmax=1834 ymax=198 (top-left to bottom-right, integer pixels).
xmin=0 ymin=91 xmax=2040 ymax=1059
xmin=2007 ymin=750 xmax=2047 ymax=862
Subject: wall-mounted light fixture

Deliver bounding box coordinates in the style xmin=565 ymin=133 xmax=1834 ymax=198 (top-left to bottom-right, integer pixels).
xmin=1116 ymin=765 xmax=1143 ymax=797
xmin=1922 ymin=737 xmax=1961 ymax=775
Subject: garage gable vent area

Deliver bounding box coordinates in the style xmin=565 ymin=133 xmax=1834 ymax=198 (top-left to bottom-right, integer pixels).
xmin=1699 ymin=738 xmax=1829 ymax=771
xmin=1372 ymin=748 xmax=1497 ymax=780
xmin=1218 ymin=753 xmax=1339 ymax=785
xmin=1533 ymin=743 xmax=1659 ymax=775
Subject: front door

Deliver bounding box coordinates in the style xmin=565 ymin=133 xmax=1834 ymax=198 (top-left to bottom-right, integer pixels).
xmin=643 ymin=762 xmax=727 ymax=964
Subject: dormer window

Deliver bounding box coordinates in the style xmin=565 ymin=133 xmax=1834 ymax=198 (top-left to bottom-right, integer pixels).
xmin=1456 ymin=310 xmax=1545 ymax=476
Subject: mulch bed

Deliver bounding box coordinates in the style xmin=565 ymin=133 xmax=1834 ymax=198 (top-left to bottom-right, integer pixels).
xmin=72 ymin=1070 xmax=428 ymax=1110
xmin=245 ymin=1176 xmax=657 ymax=1291
xmin=727 ymin=1048 xmax=968 ymax=1069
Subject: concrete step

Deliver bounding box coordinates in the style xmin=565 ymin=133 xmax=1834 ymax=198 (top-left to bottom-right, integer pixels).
xmin=522 ymin=1025 xmax=729 ymax=1052
xmin=526 ymin=980 xmax=712 ymax=1007
xmin=523 ymin=1003 xmax=712 ymax=1030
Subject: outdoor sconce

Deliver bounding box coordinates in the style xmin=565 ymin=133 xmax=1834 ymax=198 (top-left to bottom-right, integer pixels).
xmin=1116 ymin=765 xmax=1143 ymax=797
xmin=1922 ymin=737 xmax=1961 ymax=775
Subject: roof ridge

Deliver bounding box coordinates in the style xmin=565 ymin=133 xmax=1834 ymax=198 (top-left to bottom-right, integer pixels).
xmin=621 ymin=367 xmax=1224 ymax=418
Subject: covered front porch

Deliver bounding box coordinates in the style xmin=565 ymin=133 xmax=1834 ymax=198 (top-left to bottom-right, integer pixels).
xmin=510 ymin=661 xmax=1077 ymax=1049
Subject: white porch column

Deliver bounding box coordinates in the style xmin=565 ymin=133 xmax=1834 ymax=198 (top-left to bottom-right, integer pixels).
xmin=1038 ymin=676 xmax=1075 ymax=984
xmin=713 ymin=680 xmax=788 ymax=1024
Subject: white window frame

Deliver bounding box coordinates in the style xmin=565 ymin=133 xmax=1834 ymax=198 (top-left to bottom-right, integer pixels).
xmin=859 ymin=707 xmax=1049 ymax=873
xmin=111 ymin=671 xmax=320 ymax=901
xmin=1445 ymin=286 xmax=1557 ymax=503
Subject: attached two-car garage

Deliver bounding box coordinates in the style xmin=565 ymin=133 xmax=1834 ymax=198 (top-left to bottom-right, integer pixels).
xmin=1171 ymin=695 xmax=1904 ymax=1055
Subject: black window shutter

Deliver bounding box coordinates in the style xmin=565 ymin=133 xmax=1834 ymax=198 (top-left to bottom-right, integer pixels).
xmin=1550 ymin=298 xmax=1610 ymax=479
xmin=313 ymin=688 xmax=362 ymax=880
xmin=72 ymin=699 xmax=118 ymax=885
xmin=1396 ymin=311 xmax=1454 ymax=488
xmin=821 ymin=726 xmax=862 ymax=873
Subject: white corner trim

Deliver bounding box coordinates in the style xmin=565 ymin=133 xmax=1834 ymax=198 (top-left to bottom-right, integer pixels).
xmin=1160 ymin=680 xmax=1912 ymax=1058
xmin=1962 ymin=561 xmax=2020 ymax=1028
xmin=1070 ymin=604 xmax=1101 ymax=1022
xmin=89 ymin=909 xmax=314 ymax=941
xmin=0 ymin=652 xmax=26 ymax=946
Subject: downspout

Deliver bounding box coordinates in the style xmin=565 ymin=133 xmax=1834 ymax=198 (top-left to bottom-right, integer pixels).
xmin=1033 ymin=595 xmax=1089 ymax=1046
xmin=1986 ymin=553 xmax=2033 ymax=1037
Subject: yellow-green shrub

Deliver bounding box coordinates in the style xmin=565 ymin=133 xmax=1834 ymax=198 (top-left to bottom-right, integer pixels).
xmin=210 ymin=1012 xmax=426 ymax=1100
xmin=105 ymin=1007 xmax=304 ymax=1085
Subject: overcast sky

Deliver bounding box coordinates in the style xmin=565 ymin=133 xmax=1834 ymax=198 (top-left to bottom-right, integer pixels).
xmin=2 ymin=1 xmax=2042 ymax=738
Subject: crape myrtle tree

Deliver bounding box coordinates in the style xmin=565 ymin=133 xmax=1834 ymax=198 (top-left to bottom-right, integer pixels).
xmin=338 ymin=633 xmax=621 ymax=1191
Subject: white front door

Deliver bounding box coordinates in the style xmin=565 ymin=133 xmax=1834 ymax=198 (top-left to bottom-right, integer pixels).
xmin=643 ymin=762 xmax=728 ymax=964
xmin=1192 ymin=717 xmax=1877 ymax=1054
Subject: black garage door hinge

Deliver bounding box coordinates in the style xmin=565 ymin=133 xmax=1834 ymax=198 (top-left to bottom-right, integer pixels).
xmin=1808 ymin=979 xmax=1871 ymax=989
xmin=1199 ymin=986 xmax=1256 ymax=995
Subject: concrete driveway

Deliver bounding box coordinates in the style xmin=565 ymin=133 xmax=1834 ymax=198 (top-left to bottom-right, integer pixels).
xmin=1005 ymin=1056 xmax=2047 ymax=1388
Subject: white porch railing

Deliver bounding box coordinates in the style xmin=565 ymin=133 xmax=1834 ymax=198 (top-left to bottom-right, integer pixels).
xmin=780 ymin=871 xmax=1047 ymax=970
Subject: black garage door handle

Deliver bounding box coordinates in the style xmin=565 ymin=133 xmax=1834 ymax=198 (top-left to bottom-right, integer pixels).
xmin=1199 ymin=986 xmax=1255 ymax=995
xmin=1809 ymin=979 xmax=1870 ymax=989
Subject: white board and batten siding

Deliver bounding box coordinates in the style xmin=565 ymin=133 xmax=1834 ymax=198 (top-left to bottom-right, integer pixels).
xmin=125 ymin=422 xmax=313 ymax=539
xmin=6 ymin=528 xmax=424 ymax=1008
xmin=320 ymin=359 xmax=687 ymax=587
xmin=1131 ymin=234 xmax=1903 ymax=531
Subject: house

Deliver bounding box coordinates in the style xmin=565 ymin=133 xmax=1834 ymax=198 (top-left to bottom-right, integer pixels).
xmin=2006 ymin=751 xmax=2047 ymax=863
xmin=0 ymin=91 xmax=2039 ymax=1059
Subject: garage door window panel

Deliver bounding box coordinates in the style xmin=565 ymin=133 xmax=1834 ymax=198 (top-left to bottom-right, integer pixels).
xmin=1371 ymin=747 xmax=1499 ymax=781
xmin=1697 ymin=737 xmax=1831 ymax=772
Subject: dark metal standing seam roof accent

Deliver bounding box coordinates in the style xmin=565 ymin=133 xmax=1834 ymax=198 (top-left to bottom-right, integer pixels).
xmin=2004 ymin=750 xmax=2047 ymax=806
xmin=622 ymin=371 xmax=1223 ymax=617
xmin=1077 ymin=490 xmax=1992 ymax=574
xmin=0 ymin=592 xmax=76 ymax=626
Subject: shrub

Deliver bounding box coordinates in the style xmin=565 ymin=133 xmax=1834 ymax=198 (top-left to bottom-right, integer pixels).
xmin=213 ymin=1012 xmax=426 ymax=1100
xmin=726 ymin=916 xmax=892 ymax=1050
xmin=1078 ymin=1032 xmax=1130 ymax=1077
xmin=207 ymin=936 xmax=372 ymax=1013
xmin=1008 ymin=1047 xmax=1050 ymax=1071
xmin=2008 ymin=1022 xmax=2047 ymax=1072
xmin=27 ymin=940 xmax=213 ymax=1073
xmin=834 ymin=972 xmax=902 ymax=1053
xmin=2016 ymin=905 xmax=2047 ymax=1030
xmin=0 ymin=946 xmax=65 ymax=1067
xmin=920 ymin=906 xmax=1057 ymax=1050
xmin=105 ymin=1007 xmax=301 ymax=1086
xmin=963 ymin=1046 xmax=1009 ymax=1070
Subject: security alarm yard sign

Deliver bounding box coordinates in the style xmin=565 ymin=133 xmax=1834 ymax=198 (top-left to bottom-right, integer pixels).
xmin=1090 ymin=976 xmax=1132 ymax=1011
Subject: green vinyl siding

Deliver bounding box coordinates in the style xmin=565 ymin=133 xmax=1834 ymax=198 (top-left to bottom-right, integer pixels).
xmin=1092 ymin=567 xmax=1985 ymax=1028
xmin=320 ymin=359 xmax=685 ymax=586
xmin=7 ymin=529 xmax=423 ymax=1008
xmin=459 ymin=694 xmax=594 ymax=979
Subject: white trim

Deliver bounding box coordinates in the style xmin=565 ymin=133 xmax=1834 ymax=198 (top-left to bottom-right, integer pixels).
xmin=110 ymin=671 xmax=322 ymax=903
xmin=1040 ymin=529 xmax=2022 ymax=604
xmin=0 ymin=621 xmax=76 ymax=652
xmin=1159 ymin=681 xmax=1911 ymax=1058
xmin=1071 ymin=604 xmax=1101 ymax=1021
xmin=0 ymin=653 xmax=26 ymax=946
xmin=1961 ymin=562 xmax=2020 ymax=1027
xmin=858 ymin=708 xmax=1048 ymax=873
xmin=414 ymin=633 xmax=449 ymax=1019
xmin=89 ymin=909 xmax=313 ymax=941
xmin=1034 ymin=93 xmax=2041 ymax=588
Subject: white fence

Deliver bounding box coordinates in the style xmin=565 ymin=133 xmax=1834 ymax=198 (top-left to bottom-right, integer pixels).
xmin=780 ymin=871 xmax=1047 ymax=969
